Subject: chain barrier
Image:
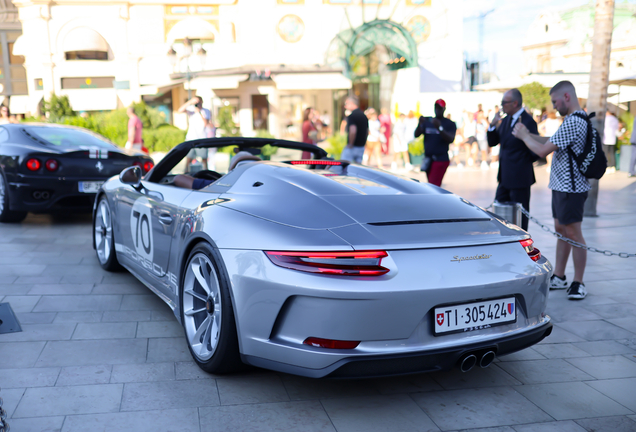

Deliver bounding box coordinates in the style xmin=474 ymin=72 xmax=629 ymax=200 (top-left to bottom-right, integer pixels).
xmin=486 ymin=202 xmax=636 ymax=258
xmin=0 ymin=386 xmax=9 ymax=432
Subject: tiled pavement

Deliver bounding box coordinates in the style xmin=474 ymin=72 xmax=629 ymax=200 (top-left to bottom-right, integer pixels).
xmin=1 ymin=167 xmax=635 ymax=432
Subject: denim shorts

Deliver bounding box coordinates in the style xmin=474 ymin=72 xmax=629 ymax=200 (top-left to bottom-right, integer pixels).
xmin=187 ymin=148 xmax=208 ymax=159
xmin=340 ymin=146 xmax=365 ymax=164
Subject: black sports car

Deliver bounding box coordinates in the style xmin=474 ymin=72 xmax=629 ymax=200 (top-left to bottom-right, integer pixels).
xmin=0 ymin=123 xmax=154 ymax=222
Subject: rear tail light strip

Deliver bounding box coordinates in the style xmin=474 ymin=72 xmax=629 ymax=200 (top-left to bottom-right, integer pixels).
xmin=265 ymin=250 xmax=389 ymax=276
xmin=519 ymin=238 xmax=541 ymax=262
xmin=289 ymin=160 xmax=349 ymax=166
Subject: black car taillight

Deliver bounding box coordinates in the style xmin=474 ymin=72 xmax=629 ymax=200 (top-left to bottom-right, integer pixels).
xmin=134 ymin=160 xmax=154 ymax=174
xmin=45 ymin=159 xmax=59 ymax=172
xmin=520 ymin=239 xmax=541 ymax=262
xmin=26 ymin=158 xmax=41 ymax=171
xmin=265 ymin=250 xmax=389 ymax=276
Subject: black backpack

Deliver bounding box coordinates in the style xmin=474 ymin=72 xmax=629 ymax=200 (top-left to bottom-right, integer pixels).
xmin=568 ymin=111 xmax=607 ymax=191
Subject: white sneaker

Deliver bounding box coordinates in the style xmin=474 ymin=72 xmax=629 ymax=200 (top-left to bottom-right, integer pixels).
xmin=481 ymin=161 xmax=489 ymax=170
xmin=391 ymin=162 xmax=397 ymax=171
xmin=490 ymin=161 xmax=499 ymax=171
xmin=405 ymin=162 xmax=413 ymax=170
xmin=607 ymin=167 xmax=616 ymax=174
xmin=549 ymin=274 xmax=568 ymax=290
xmin=457 ymin=163 xmax=464 ymax=169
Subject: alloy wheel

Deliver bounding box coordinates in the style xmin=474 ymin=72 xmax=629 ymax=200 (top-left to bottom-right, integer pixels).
xmin=94 ymin=199 xmax=112 ymax=264
xmin=183 ymin=253 xmax=222 ymax=361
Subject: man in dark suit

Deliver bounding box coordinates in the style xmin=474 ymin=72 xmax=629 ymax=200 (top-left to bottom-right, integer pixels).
xmin=487 ymin=88 xmax=538 ymax=230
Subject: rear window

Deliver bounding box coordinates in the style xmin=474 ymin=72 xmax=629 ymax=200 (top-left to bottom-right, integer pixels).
xmin=23 ymin=126 xmax=116 ymax=150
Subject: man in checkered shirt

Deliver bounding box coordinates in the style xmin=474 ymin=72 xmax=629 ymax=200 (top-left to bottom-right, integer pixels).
xmin=512 ymin=81 xmax=590 ymax=300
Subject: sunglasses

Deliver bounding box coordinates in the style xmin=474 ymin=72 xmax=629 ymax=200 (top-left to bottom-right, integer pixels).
xmin=501 ymin=100 xmax=514 ymax=105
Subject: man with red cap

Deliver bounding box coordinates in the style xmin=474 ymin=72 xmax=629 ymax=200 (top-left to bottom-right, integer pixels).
xmin=414 ymin=99 xmax=457 ymax=187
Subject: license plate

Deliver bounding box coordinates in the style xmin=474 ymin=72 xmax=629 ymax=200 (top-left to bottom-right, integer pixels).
xmin=78 ymin=181 xmax=104 ymax=193
xmin=434 ymin=297 xmax=516 ymax=335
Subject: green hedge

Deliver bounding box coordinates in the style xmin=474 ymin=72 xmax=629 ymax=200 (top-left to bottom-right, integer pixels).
xmin=142 ymin=126 xmax=186 ymax=153
xmin=24 ymin=99 xmax=186 ymax=153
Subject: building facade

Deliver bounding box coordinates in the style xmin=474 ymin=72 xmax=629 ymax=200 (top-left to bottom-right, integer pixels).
xmin=523 ymin=3 xmax=636 ymax=75
xmin=522 ymin=2 xmax=636 ymax=109
xmin=0 ymin=0 xmax=27 ymax=113
xmin=13 ymin=0 xmax=464 ymax=137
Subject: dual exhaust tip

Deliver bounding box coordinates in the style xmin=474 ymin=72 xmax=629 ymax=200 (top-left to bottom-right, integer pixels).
xmin=32 ymin=191 xmax=50 ymax=200
xmin=459 ymin=350 xmax=496 ymax=372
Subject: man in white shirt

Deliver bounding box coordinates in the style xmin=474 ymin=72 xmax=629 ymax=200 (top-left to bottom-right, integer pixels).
xmin=178 ymin=96 xmax=211 ymax=171
xmin=603 ymin=110 xmax=619 ymax=173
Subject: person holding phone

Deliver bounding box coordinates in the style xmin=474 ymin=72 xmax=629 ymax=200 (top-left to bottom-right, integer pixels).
xmin=487 ymin=88 xmax=538 ymax=231
xmin=414 ymin=99 xmax=457 ymax=187
xmin=178 ymin=96 xmax=211 ymax=170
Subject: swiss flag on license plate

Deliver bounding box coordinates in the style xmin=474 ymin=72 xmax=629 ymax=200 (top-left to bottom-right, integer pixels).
xmin=436 ymin=313 xmax=444 ymax=326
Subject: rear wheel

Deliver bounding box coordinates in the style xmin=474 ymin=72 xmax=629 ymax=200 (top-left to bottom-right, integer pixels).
xmin=0 ymin=170 xmax=27 ymax=223
xmin=94 ymin=196 xmax=121 ymax=271
xmin=181 ymin=243 xmax=241 ymax=373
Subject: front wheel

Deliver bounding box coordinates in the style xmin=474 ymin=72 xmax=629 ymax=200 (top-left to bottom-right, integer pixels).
xmin=93 ymin=196 xmax=121 ymax=271
xmin=181 ymin=243 xmax=241 ymax=373
xmin=0 ymin=170 xmax=27 ymax=223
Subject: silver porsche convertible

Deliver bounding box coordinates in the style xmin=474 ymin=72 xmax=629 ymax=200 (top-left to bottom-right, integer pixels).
xmin=92 ymin=137 xmax=553 ymax=378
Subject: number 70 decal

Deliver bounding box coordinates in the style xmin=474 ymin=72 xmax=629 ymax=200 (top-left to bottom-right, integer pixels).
xmin=130 ymin=197 xmax=154 ymax=261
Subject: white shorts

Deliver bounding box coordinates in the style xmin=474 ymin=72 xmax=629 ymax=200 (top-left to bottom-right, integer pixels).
xmin=393 ymin=138 xmax=408 ymax=153
xmin=477 ymin=138 xmax=488 ymax=151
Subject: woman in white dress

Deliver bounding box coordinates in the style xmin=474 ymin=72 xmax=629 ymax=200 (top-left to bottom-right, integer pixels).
xmin=364 ymin=108 xmax=385 ymax=169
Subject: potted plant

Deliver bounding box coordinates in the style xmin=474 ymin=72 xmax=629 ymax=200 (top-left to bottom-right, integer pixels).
xmin=408 ymin=135 xmax=424 ymax=167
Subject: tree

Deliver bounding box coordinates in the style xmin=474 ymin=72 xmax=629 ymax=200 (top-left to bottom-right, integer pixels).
xmin=585 ymin=0 xmax=615 ymax=217
xmin=42 ymin=93 xmax=75 ymax=121
xmin=217 ymin=106 xmax=240 ymax=137
xmin=518 ymin=82 xmax=551 ymax=112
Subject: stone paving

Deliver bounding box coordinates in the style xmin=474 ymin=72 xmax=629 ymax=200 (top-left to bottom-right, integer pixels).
xmin=1 ymin=167 xmax=635 ymax=432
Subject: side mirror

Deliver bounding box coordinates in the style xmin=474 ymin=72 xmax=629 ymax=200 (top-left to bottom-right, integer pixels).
xmin=120 ymin=166 xmax=142 ymax=189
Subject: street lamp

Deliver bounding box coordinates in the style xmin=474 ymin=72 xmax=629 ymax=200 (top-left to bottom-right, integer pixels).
xmin=167 ymin=37 xmax=207 ymax=100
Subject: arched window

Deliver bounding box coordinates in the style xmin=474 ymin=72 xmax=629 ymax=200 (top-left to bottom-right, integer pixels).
xmin=63 ymin=27 xmax=110 ymax=61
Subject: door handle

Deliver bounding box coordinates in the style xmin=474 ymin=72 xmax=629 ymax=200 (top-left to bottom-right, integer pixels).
xmin=158 ymin=212 xmax=173 ymax=225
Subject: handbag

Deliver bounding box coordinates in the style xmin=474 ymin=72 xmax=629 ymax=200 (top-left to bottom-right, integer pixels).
xmin=420 ymin=156 xmax=432 ymax=173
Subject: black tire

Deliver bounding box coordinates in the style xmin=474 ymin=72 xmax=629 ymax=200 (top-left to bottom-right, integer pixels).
xmin=0 ymin=170 xmax=27 ymax=223
xmin=93 ymin=196 xmax=122 ymax=271
xmin=180 ymin=242 xmax=241 ymax=374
